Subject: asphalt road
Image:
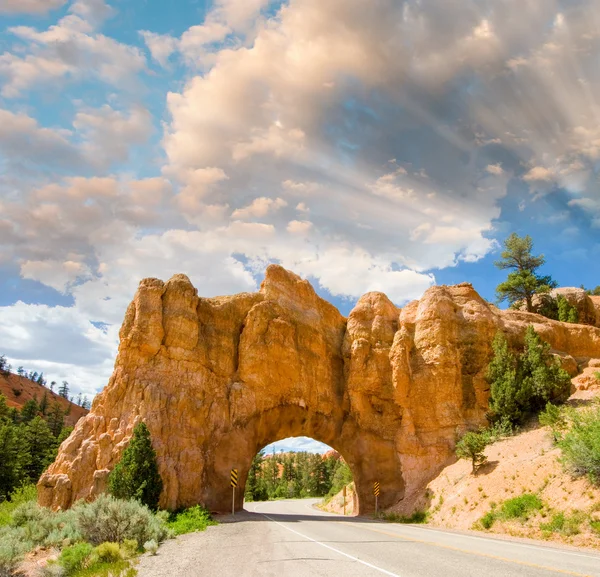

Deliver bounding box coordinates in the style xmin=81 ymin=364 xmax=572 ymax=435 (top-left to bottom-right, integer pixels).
xmin=137 ymin=498 xmax=600 ymax=577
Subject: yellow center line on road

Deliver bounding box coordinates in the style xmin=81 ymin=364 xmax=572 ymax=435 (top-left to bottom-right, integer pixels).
xmin=335 ymin=521 xmax=593 ymax=577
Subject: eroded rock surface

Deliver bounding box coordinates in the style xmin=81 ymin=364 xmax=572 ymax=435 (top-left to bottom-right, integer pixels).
xmin=38 ymin=266 xmax=600 ymax=513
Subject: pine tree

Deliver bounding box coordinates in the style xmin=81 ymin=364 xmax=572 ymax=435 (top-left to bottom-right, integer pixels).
xmin=17 ymin=367 xmax=24 ymax=378
xmin=58 ymin=381 xmax=69 ymax=399
xmin=0 ymin=420 xmax=30 ymax=499
xmin=495 ymin=233 xmax=556 ymax=312
xmin=24 ymin=417 xmax=57 ymax=482
xmin=39 ymin=391 xmax=49 ymax=416
xmin=487 ymin=333 xmax=525 ymax=424
xmin=456 ymin=431 xmax=489 ymax=474
xmin=47 ymin=403 xmax=65 ymax=437
xmin=108 ymin=422 xmax=163 ymax=509
xmin=49 ymin=381 xmax=56 ymax=393
xmin=76 ymin=393 xmax=83 ymax=406
xmin=20 ymin=399 xmax=39 ymax=423
xmin=520 ymin=326 xmax=571 ymax=410
xmin=82 ymin=397 xmax=90 ymax=410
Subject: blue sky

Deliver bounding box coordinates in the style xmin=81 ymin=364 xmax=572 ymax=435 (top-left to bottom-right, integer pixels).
xmin=0 ymin=0 xmax=599 ymax=454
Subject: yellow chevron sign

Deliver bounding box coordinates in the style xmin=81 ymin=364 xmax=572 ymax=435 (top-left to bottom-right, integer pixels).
xmin=231 ymin=468 xmax=239 ymax=488
xmin=373 ymin=481 xmax=380 ymax=497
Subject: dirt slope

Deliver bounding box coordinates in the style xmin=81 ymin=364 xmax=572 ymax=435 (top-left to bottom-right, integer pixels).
xmin=0 ymin=371 xmax=88 ymax=427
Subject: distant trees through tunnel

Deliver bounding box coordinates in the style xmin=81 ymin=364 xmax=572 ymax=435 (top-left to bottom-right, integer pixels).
xmin=244 ymin=438 xmax=353 ymax=503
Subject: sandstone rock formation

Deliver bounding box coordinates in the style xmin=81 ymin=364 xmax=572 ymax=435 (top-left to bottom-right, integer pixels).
xmin=38 ymin=266 xmax=600 ymax=513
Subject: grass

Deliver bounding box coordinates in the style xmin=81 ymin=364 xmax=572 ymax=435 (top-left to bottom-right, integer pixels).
xmin=0 ymin=485 xmax=37 ymax=527
xmin=540 ymin=511 xmax=586 ymax=536
xmin=167 ymin=505 xmax=216 ymax=536
xmin=379 ymin=511 xmax=428 ymax=524
xmin=477 ymin=493 xmax=543 ymax=530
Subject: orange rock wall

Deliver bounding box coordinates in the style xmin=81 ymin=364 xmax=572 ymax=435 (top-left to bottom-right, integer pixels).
xmin=38 ymin=267 xmax=600 ymax=513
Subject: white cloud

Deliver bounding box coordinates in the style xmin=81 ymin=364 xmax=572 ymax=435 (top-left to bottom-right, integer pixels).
xmin=486 ymin=163 xmax=504 ymax=175
xmin=139 ymin=31 xmax=178 ymax=67
xmin=232 ymin=197 xmax=287 ymax=219
xmin=0 ymin=0 xmax=66 ymax=14
xmin=0 ymin=2 xmax=145 ymax=97
xmin=523 ymin=166 xmax=555 ymax=182
xmin=263 ymin=437 xmax=333 ymax=454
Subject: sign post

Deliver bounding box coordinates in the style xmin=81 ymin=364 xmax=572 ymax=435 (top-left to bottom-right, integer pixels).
xmin=373 ymin=481 xmax=380 ymax=516
xmin=343 ymin=485 xmax=347 ymax=516
xmin=230 ymin=468 xmax=238 ymax=516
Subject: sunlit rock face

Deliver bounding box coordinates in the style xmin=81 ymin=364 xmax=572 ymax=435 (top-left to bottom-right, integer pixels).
xmin=38 ymin=266 xmax=600 ymax=513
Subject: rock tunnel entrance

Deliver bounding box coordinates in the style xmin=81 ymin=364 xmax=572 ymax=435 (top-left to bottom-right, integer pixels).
xmin=206 ymin=406 xmax=404 ymax=514
xmin=41 ymin=264 xmax=540 ymax=515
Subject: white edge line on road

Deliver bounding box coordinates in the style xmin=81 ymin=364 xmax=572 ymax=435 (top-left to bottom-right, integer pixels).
xmin=382 ymin=522 xmax=600 ymax=561
xmin=252 ymin=504 xmax=401 ymax=577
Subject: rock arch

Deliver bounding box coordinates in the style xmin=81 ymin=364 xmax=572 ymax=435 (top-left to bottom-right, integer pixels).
xmin=38 ymin=266 xmax=600 ymax=513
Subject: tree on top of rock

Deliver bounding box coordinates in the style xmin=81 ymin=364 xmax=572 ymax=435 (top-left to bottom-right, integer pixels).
xmin=495 ymin=233 xmax=557 ymax=312
xmin=108 ymin=422 xmax=163 ymax=510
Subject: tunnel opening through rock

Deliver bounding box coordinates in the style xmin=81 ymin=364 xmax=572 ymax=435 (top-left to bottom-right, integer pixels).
xmin=242 ymin=436 xmax=354 ymax=507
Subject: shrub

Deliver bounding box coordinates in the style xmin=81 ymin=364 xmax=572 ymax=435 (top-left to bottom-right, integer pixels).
xmin=380 ymin=511 xmax=428 ymax=523
xmin=74 ymin=494 xmax=169 ymax=546
xmin=540 ymin=511 xmax=583 ymax=536
xmin=167 ymin=505 xmax=216 ymax=535
xmin=143 ymin=539 xmax=158 ymax=555
xmin=59 ymin=542 xmax=93 ymax=575
xmin=11 ymin=501 xmax=81 ymax=547
xmin=499 ymin=493 xmax=542 ymax=520
xmin=0 ymin=526 xmax=31 ymax=577
xmin=480 ymin=511 xmax=496 ymax=529
xmin=456 ymin=431 xmax=489 ymax=474
xmin=92 ymin=542 xmax=122 ymax=564
xmin=108 ymin=422 xmax=163 ymax=510
xmin=0 ymin=484 xmax=37 ymax=527
xmin=539 ymin=403 xmax=567 ymax=442
xmin=558 ymin=403 xmax=600 ymax=484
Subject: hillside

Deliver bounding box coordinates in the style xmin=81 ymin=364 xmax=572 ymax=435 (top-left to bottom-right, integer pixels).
xmin=323 ymin=365 xmax=600 ymax=548
xmin=0 ymin=371 xmax=88 ymax=427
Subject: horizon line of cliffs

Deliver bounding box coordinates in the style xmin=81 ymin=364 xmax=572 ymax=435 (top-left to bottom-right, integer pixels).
xmin=38 ymin=265 xmax=600 ymax=513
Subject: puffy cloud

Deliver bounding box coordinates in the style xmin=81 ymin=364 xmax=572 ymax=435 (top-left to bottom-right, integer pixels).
xmin=523 ymin=166 xmax=555 ymax=183
xmin=232 ymin=197 xmax=287 ymax=219
xmin=139 ymin=31 xmax=178 ymax=67
xmin=73 ymin=104 xmax=153 ymax=168
xmin=0 ymin=0 xmax=66 ymax=14
xmin=0 ymin=1 xmax=145 ymax=97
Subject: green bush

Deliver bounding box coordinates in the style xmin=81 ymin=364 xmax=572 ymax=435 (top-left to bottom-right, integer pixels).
xmin=167 ymin=505 xmax=216 ymax=536
xmin=381 ymin=510 xmax=428 ymax=524
xmin=540 ymin=511 xmax=583 ymax=536
xmin=108 ymin=422 xmax=163 ymax=510
xmin=59 ymin=542 xmax=93 ymax=575
xmin=480 ymin=511 xmax=496 ymax=529
xmin=92 ymin=542 xmax=122 ymax=564
xmin=0 ymin=484 xmax=37 ymax=527
xmin=558 ymin=403 xmax=600 ymax=484
xmin=74 ymin=494 xmax=169 ymax=546
xmin=11 ymin=501 xmax=81 ymax=547
xmin=143 ymin=539 xmax=158 ymax=555
xmin=591 ymin=520 xmax=600 ymax=535
xmin=499 ymin=493 xmax=542 ymax=520
xmin=0 ymin=526 xmax=31 ymax=577
xmin=539 ymin=403 xmax=567 ymax=442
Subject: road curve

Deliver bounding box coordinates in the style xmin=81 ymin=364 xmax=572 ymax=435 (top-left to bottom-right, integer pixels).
xmin=137 ymin=498 xmax=600 ymax=577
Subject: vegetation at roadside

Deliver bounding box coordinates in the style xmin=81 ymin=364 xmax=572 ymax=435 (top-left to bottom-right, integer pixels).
xmin=477 ymin=492 xmax=600 ymax=539
xmin=108 ymin=422 xmax=163 ymax=510
xmin=379 ymin=510 xmax=428 ymax=524
xmin=245 ymin=450 xmax=351 ymax=502
xmin=539 ymin=400 xmax=600 ymax=486
xmin=166 ymin=505 xmax=216 ymax=535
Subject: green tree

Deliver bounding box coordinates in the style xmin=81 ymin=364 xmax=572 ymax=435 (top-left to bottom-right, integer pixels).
xmin=556 ymin=296 xmax=579 ymax=323
xmin=20 ymin=399 xmax=39 ymax=423
xmin=495 ymin=233 xmax=556 ymax=312
xmin=24 ymin=416 xmax=58 ymax=482
xmin=487 ymin=333 xmax=526 ymax=425
xmin=58 ymin=381 xmax=70 ymax=399
xmin=39 ymin=391 xmax=49 ymax=416
xmin=47 ymin=403 xmax=65 ymax=437
xmin=456 ymin=431 xmax=489 ymax=474
xmin=108 ymin=422 xmax=163 ymax=509
xmin=0 ymin=393 xmax=9 ymax=420
xmin=520 ymin=326 xmax=571 ymax=410
xmin=487 ymin=328 xmax=571 ymax=425
xmin=0 ymin=420 xmax=30 ymax=499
